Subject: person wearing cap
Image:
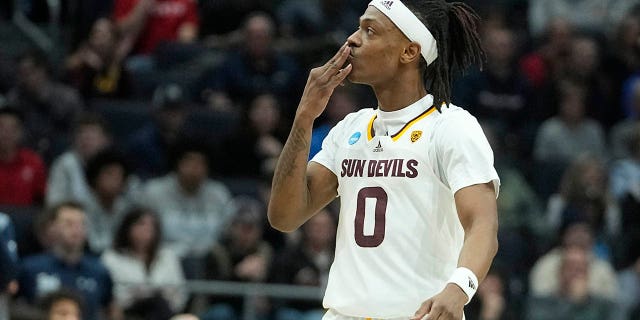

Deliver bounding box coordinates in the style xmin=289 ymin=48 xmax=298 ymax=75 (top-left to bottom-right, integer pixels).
xmin=268 ymin=1 xmax=500 ymax=319
xmin=126 ymin=83 xmax=188 ymax=179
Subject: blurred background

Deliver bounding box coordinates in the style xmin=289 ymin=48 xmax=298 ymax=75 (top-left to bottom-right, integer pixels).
xmin=0 ymin=0 xmax=639 ymax=319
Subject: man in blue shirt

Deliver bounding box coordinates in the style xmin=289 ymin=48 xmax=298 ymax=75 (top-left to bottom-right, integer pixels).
xmin=18 ymin=201 xmax=117 ymax=319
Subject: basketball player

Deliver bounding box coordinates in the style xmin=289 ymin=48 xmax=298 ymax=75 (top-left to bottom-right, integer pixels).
xmin=268 ymin=1 xmax=499 ymax=319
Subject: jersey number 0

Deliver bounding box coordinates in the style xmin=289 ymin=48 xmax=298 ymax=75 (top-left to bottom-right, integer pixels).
xmin=354 ymin=187 xmax=388 ymax=247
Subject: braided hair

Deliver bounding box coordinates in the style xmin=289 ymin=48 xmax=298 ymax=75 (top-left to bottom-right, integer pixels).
xmin=403 ymin=0 xmax=485 ymax=110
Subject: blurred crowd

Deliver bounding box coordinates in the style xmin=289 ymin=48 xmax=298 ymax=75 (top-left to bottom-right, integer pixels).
xmin=0 ymin=0 xmax=639 ymax=319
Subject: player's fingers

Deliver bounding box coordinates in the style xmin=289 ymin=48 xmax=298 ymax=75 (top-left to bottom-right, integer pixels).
xmin=323 ymin=42 xmax=349 ymax=69
xmin=424 ymin=307 xmax=442 ymax=320
xmin=322 ymin=45 xmax=351 ymax=78
xmin=411 ymin=299 xmax=433 ymax=320
xmin=425 ymin=304 xmax=457 ymax=320
xmin=328 ymin=64 xmax=352 ymax=87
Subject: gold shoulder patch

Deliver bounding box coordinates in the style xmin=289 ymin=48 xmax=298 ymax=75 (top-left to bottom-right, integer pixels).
xmin=410 ymin=130 xmax=422 ymax=143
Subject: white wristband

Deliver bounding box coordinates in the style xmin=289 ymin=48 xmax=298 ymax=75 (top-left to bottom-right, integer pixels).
xmin=447 ymin=267 xmax=478 ymax=305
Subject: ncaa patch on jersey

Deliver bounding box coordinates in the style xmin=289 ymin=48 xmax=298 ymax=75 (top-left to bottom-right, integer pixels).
xmin=349 ymin=132 xmax=361 ymax=145
xmin=410 ymin=130 xmax=422 ymax=143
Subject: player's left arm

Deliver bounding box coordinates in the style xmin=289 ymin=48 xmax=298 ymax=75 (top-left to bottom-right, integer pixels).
xmin=413 ymin=182 xmax=498 ymax=320
xmin=455 ymin=181 xmax=499 ymax=284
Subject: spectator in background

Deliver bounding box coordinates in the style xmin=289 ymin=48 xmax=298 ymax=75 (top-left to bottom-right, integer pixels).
xmin=17 ymin=202 xmax=117 ymax=320
xmin=604 ymin=11 xmax=640 ymax=118
xmin=66 ymin=0 xmax=116 ymax=49
xmin=519 ymin=18 xmax=574 ymax=121
xmin=113 ymin=0 xmax=199 ymax=57
xmin=201 ymin=196 xmax=272 ymax=320
xmin=466 ymin=265 xmax=516 ymax=320
xmin=220 ymin=93 xmax=286 ymax=178
xmin=453 ymin=26 xmax=533 ymax=137
xmin=277 ymin=0 xmax=359 ymax=39
xmin=526 ymin=245 xmax=614 ymax=320
xmin=0 ymin=107 xmax=46 ymax=206
xmin=142 ymin=141 xmax=233 ymax=278
xmin=276 ymin=0 xmax=359 ymax=63
xmin=529 ymin=222 xmax=618 ymax=301
xmin=309 ymin=86 xmax=358 ymax=159
xmin=0 ymin=212 xmax=19 ymax=320
xmin=102 ymin=208 xmax=186 ymax=320
xmin=520 ymin=18 xmax=574 ymax=90
xmin=65 ymin=18 xmax=132 ymax=101
xmin=126 ymin=83 xmax=187 ymax=180
xmin=46 ymin=113 xmax=112 ymax=206
xmin=81 ymin=148 xmax=139 ymax=254
xmin=545 ymin=155 xmax=620 ymax=258
xmin=198 ymin=0 xmax=273 ymax=40
xmin=40 ymin=289 xmax=85 ymax=320
xmin=611 ymin=78 xmax=640 ymax=159
xmin=527 ymin=0 xmax=637 ymax=38
xmin=268 ymin=209 xmax=336 ymax=320
xmin=7 ymin=49 xmax=84 ymax=161
xmin=564 ymin=36 xmax=618 ymax=128
xmin=200 ymin=12 xmax=299 ymax=113
xmin=533 ymin=80 xmax=606 ymax=197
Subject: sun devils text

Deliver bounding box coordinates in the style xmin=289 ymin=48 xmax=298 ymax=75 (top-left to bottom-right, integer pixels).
xmin=340 ymin=158 xmax=418 ymax=178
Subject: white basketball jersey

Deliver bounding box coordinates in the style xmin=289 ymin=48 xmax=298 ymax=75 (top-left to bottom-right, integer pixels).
xmin=311 ymin=95 xmax=499 ymax=318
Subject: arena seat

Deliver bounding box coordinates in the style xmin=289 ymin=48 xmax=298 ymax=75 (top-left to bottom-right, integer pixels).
xmin=90 ymin=99 xmax=153 ymax=142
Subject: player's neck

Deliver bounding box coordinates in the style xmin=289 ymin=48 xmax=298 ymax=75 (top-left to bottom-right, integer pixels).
xmin=372 ymin=71 xmax=427 ymax=112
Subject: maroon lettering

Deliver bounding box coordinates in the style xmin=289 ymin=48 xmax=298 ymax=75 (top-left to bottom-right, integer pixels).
xmin=346 ymin=159 xmax=417 ymax=178
xmin=382 ymin=159 xmax=393 ymax=176
xmin=354 ymin=159 xmax=365 ymax=177
xmin=391 ymin=159 xmax=398 ymax=177
xmin=375 ymin=160 xmax=385 ymax=177
xmin=406 ymin=159 xmax=418 ymax=178
xmin=340 ymin=159 xmax=348 ymax=177
xmin=368 ymin=160 xmax=377 ymax=177
xmin=348 ymin=159 xmax=356 ymax=177
xmin=396 ymin=159 xmax=405 ymax=177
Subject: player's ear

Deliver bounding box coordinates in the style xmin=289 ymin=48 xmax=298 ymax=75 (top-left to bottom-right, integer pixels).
xmin=400 ymin=42 xmax=421 ymax=64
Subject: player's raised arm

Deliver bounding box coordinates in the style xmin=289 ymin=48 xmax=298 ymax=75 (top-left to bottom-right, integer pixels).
xmin=267 ymin=43 xmax=352 ymax=232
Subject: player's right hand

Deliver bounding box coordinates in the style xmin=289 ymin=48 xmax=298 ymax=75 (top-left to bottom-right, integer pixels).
xmin=296 ymin=42 xmax=352 ymax=120
xmin=412 ymin=283 xmax=467 ymax=320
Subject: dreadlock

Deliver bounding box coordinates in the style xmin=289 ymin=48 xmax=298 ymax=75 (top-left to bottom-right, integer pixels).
xmin=403 ymin=0 xmax=485 ymax=111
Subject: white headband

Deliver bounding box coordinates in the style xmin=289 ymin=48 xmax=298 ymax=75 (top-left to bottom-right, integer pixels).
xmin=368 ymin=0 xmax=438 ymax=65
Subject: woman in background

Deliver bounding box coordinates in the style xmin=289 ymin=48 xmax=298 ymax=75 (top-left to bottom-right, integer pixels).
xmin=102 ymin=207 xmax=187 ymax=320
